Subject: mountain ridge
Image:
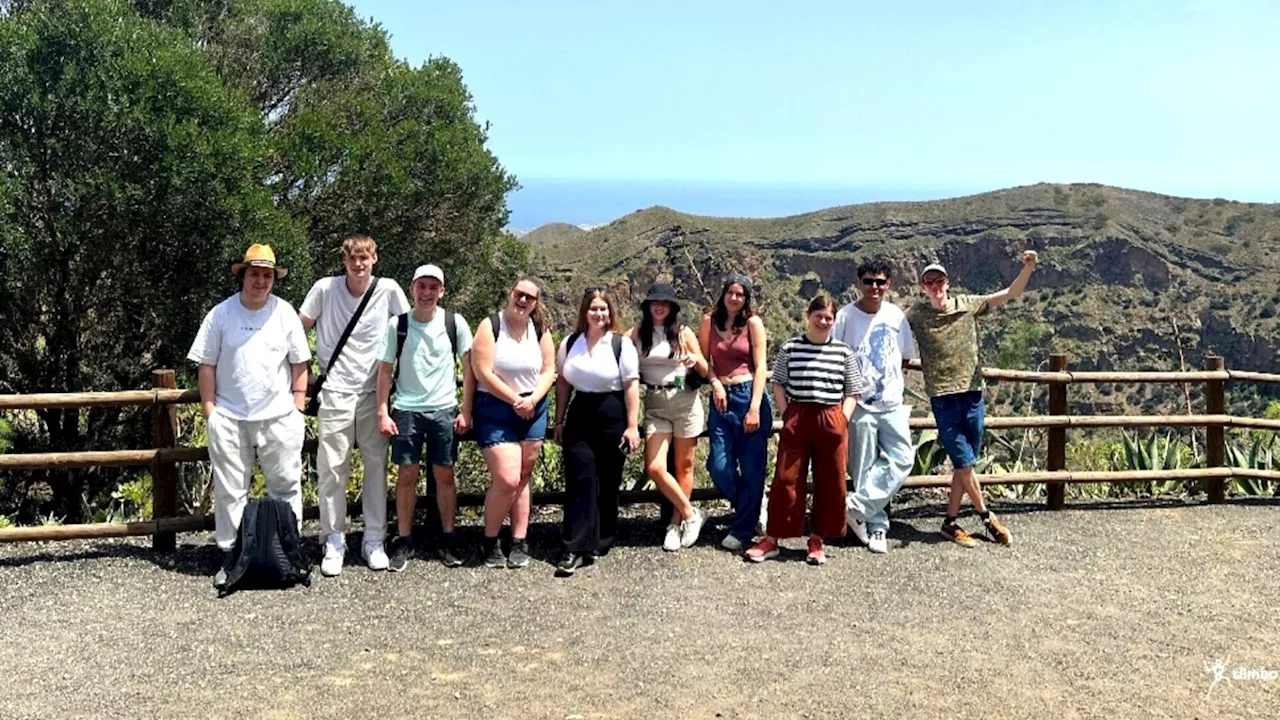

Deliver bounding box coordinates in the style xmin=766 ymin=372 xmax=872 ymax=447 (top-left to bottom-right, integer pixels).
xmin=527 ymin=182 xmax=1280 ymax=416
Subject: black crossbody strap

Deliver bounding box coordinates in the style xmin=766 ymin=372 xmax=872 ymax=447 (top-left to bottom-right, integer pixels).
xmin=325 ymin=277 xmax=378 ymax=374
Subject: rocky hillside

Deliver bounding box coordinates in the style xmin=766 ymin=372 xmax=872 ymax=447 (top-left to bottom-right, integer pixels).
xmin=528 ymin=183 xmax=1280 ymax=416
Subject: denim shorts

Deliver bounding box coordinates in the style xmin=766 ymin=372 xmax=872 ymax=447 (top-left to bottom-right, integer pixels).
xmin=473 ymin=391 xmax=548 ymax=448
xmin=930 ymin=390 xmax=985 ymax=469
xmin=391 ymin=408 xmax=458 ymax=467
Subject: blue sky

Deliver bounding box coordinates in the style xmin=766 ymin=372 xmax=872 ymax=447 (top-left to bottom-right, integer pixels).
xmin=348 ymin=0 xmax=1280 ymax=223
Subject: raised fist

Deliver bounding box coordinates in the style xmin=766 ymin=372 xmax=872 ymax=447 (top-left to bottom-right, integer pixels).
xmin=1022 ymin=250 xmax=1038 ymax=266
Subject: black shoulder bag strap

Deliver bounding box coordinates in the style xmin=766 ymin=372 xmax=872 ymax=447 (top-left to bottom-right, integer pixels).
xmin=391 ymin=313 xmax=409 ymax=394
xmin=306 ymin=277 xmax=378 ymax=415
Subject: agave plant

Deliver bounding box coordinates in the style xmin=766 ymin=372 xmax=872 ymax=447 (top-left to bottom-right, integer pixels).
xmin=912 ymin=429 xmax=947 ymax=476
xmin=1224 ymin=433 xmax=1278 ymax=496
xmin=1114 ymin=431 xmax=1195 ymax=496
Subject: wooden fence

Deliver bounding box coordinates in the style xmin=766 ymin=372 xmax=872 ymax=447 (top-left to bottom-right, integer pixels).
xmin=2 ymin=354 xmax=1279 ymax=549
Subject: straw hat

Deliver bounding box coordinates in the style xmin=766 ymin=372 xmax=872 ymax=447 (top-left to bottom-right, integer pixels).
xmin=231 ymin=244 xmax=288 ymax=279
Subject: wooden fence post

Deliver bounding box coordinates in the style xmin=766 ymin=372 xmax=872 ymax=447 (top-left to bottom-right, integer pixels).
xmin=1205 ymin=355 xmax=1226 ymax=504
xmin=1046 ymin=354 xmax=1068 ymax=510
xmin=151 ymin=369 xmax=179 ymax=552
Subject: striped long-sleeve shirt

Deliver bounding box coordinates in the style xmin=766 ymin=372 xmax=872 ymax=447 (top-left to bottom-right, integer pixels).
xmin=771 ymin=335 xmax=867 ymax=405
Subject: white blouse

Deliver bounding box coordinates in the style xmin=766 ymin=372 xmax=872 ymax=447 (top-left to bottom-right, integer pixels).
xmin=558 ymin=331 xmax=640 ymax=392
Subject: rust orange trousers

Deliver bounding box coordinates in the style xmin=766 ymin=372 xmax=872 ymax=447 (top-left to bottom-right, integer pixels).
xmin=766 ymin=402 xmax=849 ymax=539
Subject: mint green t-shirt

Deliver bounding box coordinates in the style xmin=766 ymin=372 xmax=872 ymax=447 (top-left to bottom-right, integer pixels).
xmin=380 ymin=311 xmax=473 ymax=412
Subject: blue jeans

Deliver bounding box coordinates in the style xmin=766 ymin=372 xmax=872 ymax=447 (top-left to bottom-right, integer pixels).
xmin=931 ymin=391 xmax=985 ymax=469
xmin=706 ymin=381 xmax=773 ymax=541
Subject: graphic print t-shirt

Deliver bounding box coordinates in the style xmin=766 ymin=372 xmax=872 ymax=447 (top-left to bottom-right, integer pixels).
xmin=832 ymin=301 xmax=918 ymax=412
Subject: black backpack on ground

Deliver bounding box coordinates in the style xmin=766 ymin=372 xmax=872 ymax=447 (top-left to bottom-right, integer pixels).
xmin=218 ymin=498 xmax=312 ymax=597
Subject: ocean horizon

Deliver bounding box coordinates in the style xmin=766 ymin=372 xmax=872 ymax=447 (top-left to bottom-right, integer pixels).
xmin=504 ymin=177 xmax=986 ymax=231
xmin=504 ymin=178 xmax=1280 ymax=232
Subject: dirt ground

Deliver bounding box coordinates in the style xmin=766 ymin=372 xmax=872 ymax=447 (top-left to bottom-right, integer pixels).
xmin=1 ymin=497 xmax=1277 ymax=720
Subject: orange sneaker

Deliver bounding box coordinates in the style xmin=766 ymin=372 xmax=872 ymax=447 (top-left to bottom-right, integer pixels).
xmin=806 ymin=536 xmax=826 ymax=565
xmin=984 ymin=515 xmax=1012 ymax=546
xmin=941 ymin=522 xmax=977 ymax=548
xmin=746 ymin=537 xmax=780 ymax=562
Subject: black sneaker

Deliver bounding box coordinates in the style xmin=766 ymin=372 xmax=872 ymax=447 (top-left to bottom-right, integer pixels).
xmin=555 ymin=551 xmax=586 ymax=577
xmin=440 ymin=543 xmax=465 ymax=568
xmin=388 ymin=537 xmax=412 ymax=572
xmin=507 ymin=540 xmax=531 ymax=569
xmin=212 ymin=550 xmax=234 ymax=589
xmin=484 ymin=541 xmax=508 ymax=569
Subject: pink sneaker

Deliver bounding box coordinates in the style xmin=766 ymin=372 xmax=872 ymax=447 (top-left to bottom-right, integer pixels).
xmin=746 ymin=537 xmax=780 ymax=562
xmin=806 ymin=536 xmax=826 ymax=565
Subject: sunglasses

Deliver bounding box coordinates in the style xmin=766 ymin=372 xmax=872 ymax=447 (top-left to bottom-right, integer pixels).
xmin=922 ymin=277 xmax=947 ymax=288
xmin=860 ymin=277 xmax=888 ymax=287
xmin=583 ymin=285 xmax=608 ymax=295
xmin=513 ymin=290 xmax=539 ymax=303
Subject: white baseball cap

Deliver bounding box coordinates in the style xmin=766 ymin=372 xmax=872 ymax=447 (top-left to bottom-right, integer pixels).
xmin=919 ymin=263 xmax=948 ymax=281
xmin=412 ymin=264 xmax=444 ymax=283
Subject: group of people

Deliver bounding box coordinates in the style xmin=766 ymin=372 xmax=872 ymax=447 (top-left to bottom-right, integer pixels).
xmin=189 ymin=235 xmax=1039 ymax=585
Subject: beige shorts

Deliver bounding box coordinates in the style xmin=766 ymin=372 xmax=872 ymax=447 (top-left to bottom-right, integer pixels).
xmin=644 ymin=386 xmax=706 ymax=438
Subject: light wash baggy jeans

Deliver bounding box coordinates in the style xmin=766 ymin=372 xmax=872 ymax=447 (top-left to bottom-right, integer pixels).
xmin=845 ymin=404 xmax=913 ymax=532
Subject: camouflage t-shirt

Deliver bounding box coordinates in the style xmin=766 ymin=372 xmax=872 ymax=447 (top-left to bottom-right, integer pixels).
xmin=906 ymin=294 xmax=992 ymax=398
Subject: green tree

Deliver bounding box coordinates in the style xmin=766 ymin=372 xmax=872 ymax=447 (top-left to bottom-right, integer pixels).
xmin=0 ymin=0 xmax=521 ymax=521
xmin=136 ymin=0 xmax=520 ymax=316
xmin=0 ymin=0 xmax=308 ymax=517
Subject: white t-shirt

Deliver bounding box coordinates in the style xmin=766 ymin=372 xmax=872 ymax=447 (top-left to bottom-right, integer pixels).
xmin=299 ymin=276 xmax=410 ymax=394
xmin=558 ymin=332 xmax=640 ymax=393
xmin=187 ymin=294 xmax=312 ymax=422
xmin=478 ymin=313 xmax=545 ymax=395
xmin=832 ymin=301 xmax=918 ymax=412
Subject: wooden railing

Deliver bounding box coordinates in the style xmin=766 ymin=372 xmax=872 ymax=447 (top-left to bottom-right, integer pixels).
xmin=2 ymin=354 xmax=1279 ymax=548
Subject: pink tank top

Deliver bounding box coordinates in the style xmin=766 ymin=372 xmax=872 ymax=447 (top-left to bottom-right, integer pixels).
xmin=710 ymin=327 xmax=753 ymax=377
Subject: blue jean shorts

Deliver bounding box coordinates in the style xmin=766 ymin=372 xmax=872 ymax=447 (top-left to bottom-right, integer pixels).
xmin=930 ymin=391 xmax=985 ymax=469
xmin=473 ymin=391 xmax=548 ymax=448
xmin=391 ymin=408 xmax=458 ymax=467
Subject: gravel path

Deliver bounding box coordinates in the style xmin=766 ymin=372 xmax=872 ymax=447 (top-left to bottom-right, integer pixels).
xmin=1 ymin=498 xmax=1277 ymax=719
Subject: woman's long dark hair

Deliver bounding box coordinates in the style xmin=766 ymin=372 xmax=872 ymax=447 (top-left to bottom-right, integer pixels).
xmin=711 ymin=278 xmax=755 ymax=334
xmin=639 ymin=302 xmax=680 ymax=358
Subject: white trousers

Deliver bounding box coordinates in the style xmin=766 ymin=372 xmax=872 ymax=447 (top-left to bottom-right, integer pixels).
xmin=208 ymin=410 xmax=305 ymax=551
xmin=317 ymin=389 xmax=389 ymax=545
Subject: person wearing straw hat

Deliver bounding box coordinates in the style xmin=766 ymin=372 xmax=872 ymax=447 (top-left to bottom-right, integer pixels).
xmin=299 ymin=235 xmax=410 ymax=577
xmin=629 ymin=282 xmax=708 ymax=552
xmin=188 ymin=243 xmax=312 ymax=589
xmin=906 ymin=250 xmax=1038 ymax=548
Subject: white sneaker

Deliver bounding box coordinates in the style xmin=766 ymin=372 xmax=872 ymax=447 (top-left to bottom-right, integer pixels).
xmin=363 ymin=540 xmax=389 ymax=571
xmin=680 ymin=508 xmax=704 ymax=548
xmin=846 ymin=507 xmax=869 ymax=546
xmin=868 ymin=529 xmax=888 ymax=554
xmin=321 ymin=536 xmax=345 ymax=577
xmin=720 ymin=533 xmax=744 ymax=551
xmin=662 ymin=524 xmax=682 ymax=552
